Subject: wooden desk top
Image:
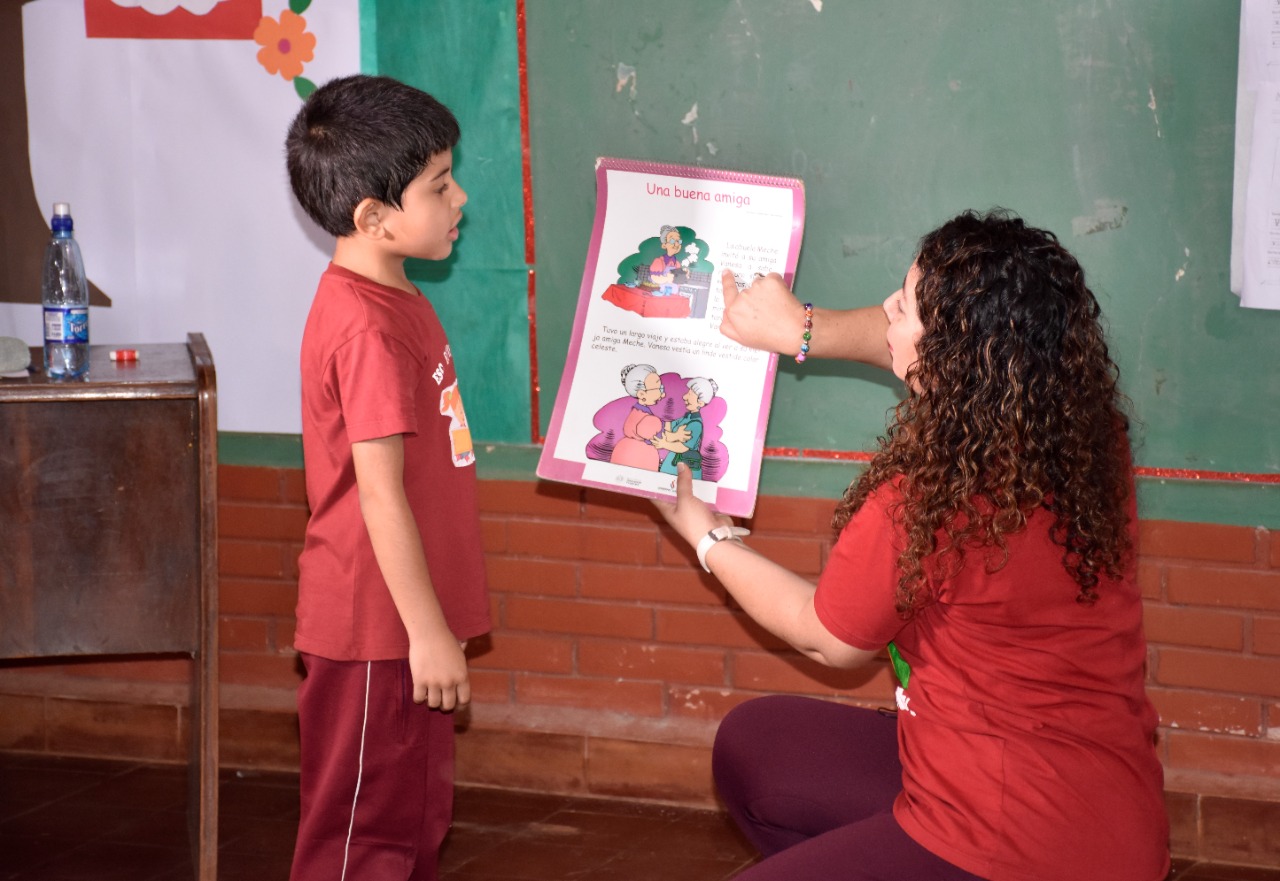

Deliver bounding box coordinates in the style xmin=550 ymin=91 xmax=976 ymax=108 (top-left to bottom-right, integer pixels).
xmin=0 ymin=343 xmax=201 ymax=403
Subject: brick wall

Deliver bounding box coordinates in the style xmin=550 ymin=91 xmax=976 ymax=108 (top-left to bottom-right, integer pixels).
xmin=1 ymin=464 xmax=1278 ymax=866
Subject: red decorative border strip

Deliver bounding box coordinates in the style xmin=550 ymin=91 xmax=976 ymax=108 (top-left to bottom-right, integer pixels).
xmin=762 ymin=447 xmax=875 ymax=462
xmin=1132 ymin=466 xmax=1280 ymax=484
xmin=517 ymin=0 xmax=543 ymax=443
xmin=762 ymin=446 xmax=1278 ymax=484
xmin=527 ymin=269 xmax=543 ymax=443
xmin=517 ymin=0 xmax=534 ymax=265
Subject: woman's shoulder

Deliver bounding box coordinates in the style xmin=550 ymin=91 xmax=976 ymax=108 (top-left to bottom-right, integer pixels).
xmin=839 ymin=475 xmax=908 ymax=533
xmin=863 ymin=474 xmax=907 ymax=507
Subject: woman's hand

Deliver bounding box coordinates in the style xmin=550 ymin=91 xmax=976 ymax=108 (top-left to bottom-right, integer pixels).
xmin=652 ymin=461 xmax=733 ymax=547
xmin=719 ymin=269 xmax=807 ymax=355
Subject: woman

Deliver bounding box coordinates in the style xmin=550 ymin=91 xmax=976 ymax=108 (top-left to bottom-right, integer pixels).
xmin=659 ymin=376 xmax=718 ymax=479
xmin=656 ymin=210 xmax=1169 ymax=881
xmin=610 ymin=363 xmax=666 ymax=470
xmin=649 ymin=224 xmax=685 ymax=294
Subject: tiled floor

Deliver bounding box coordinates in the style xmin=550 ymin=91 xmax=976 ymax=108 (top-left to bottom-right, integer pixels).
xmin=0 ymin=752 xmax=1276 ymax=881
xmin=0 ymin=752 xmax=754 ymax=881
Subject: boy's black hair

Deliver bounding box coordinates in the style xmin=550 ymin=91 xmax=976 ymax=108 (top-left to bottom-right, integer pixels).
xmin=285 ymin=74 xmax=460 ymax=237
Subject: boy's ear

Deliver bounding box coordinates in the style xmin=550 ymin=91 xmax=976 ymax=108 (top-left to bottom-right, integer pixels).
xmin=351 ymin=197 xmax=389 ymax=238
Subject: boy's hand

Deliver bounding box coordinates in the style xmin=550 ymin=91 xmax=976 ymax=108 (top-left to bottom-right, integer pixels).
xmin=408 ymin=632 xmax=470 ymax=711
xmin=719 ymin=269 xmax=806 ymax=355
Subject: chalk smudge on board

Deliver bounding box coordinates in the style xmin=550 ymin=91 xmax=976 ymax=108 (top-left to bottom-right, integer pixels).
xmin=683 ymin=103 xmax=698 ymax=144
xmin=841 ymin=234 xmax=889 ymax=259
xmin=615 ymin=62 xmax=637 ymax=98
xmin=1148 ymin=86 xmax=1162 ymax=138
xmin=809 ymin=0 xmax=823 ymax=10
xmin=1072 ymin=199 xmax=1129 ymax=236
xmin=1175 ymin=247 xmax=1189 ymax=281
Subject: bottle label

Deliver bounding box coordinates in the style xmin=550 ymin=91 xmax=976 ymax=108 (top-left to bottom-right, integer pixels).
xmin=43 ymin=307 xmax=89 ymax=344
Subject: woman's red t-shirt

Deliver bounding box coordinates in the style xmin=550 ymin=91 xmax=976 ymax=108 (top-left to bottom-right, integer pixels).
xmin=814 ymin=481 xmax=1169 ymax=881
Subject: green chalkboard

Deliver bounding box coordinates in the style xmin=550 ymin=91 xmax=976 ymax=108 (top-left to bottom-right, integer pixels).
xmin=368 ymin=0 xmax=530 ymax=444
xmin=524 ymin=2 xmax=1279 ymax=493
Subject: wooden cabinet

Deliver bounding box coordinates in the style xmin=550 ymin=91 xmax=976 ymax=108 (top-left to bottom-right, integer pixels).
xmin=0 ymin=334 xmax=218 ymax=881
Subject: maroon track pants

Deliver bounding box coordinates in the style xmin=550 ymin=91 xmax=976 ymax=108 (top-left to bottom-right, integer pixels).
xmin=289 ymin=654 xmax=455 ymax=881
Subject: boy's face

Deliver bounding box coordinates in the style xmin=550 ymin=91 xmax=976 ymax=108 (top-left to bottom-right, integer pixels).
xmin=382 ymin=148 xmax=467 ymax=261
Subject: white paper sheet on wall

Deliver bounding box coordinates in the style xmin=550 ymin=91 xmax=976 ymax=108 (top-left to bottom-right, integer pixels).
xmin=1232 ymin=0 xmax=1280 ymax=309
xmin=1 ymin=0 xmax=360 ymax=431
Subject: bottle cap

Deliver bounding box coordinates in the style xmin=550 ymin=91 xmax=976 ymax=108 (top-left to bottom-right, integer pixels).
xmin=51 ymin=202 xmax=73 ymax=234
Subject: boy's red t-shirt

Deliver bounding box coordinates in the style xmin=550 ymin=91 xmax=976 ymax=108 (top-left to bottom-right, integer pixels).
xmin=295 ymin=264 xmax=491 ymax=661
xmin=814 ymin=481 xmax=1169 ymax=881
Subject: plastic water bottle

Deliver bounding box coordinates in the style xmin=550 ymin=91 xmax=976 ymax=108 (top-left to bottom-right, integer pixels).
xmin=41 ymin=202 xmax=90 ymax=379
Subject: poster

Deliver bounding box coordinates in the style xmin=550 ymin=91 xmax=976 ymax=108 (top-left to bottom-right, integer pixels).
xmin=537 ymin=158 xmax=806 ymax=517
xmin=2 ymin=0 xmax=361 ymax=431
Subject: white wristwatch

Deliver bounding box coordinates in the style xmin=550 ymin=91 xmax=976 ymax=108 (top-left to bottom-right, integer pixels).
xmin=695 ymin=525 xmax=751 ymax=572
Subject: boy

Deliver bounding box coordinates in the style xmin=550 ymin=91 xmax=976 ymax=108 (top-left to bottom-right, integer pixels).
xmin=284 ymin=74 xmax=491 ymax=880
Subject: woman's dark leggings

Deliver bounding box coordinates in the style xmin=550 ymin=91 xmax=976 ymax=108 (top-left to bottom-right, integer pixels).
xmin=713 ymin=695 xmax=986 ymax=881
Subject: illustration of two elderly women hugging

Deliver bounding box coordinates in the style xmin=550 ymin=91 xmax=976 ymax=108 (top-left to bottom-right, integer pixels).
xmin=609 ymin=363 xmax=718 ymax=478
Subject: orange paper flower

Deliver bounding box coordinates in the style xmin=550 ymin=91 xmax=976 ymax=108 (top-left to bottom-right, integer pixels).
xmin=254 ymin=10 xmax=316 ymax=82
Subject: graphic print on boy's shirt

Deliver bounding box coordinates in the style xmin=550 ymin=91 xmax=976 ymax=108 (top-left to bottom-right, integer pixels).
xmin=439 ymin=381 xmax=474 ymax=466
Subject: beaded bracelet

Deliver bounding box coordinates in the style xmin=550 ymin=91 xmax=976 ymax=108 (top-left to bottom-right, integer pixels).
xmin=796 ymin=303 xmax=813 ymax=363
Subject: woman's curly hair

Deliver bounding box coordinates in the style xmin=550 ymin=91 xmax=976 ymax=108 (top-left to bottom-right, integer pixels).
xmin=832 ymin=209 xmax=1133 ymax=614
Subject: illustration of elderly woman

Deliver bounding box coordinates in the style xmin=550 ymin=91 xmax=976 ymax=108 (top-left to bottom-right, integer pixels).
xmin=649 ymin=225 xmax=685 ymax=295
xmin=609 ymin=364 xmax=683 ymax=470
xmin=658 ymin=377 xmax=717 ymax=479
